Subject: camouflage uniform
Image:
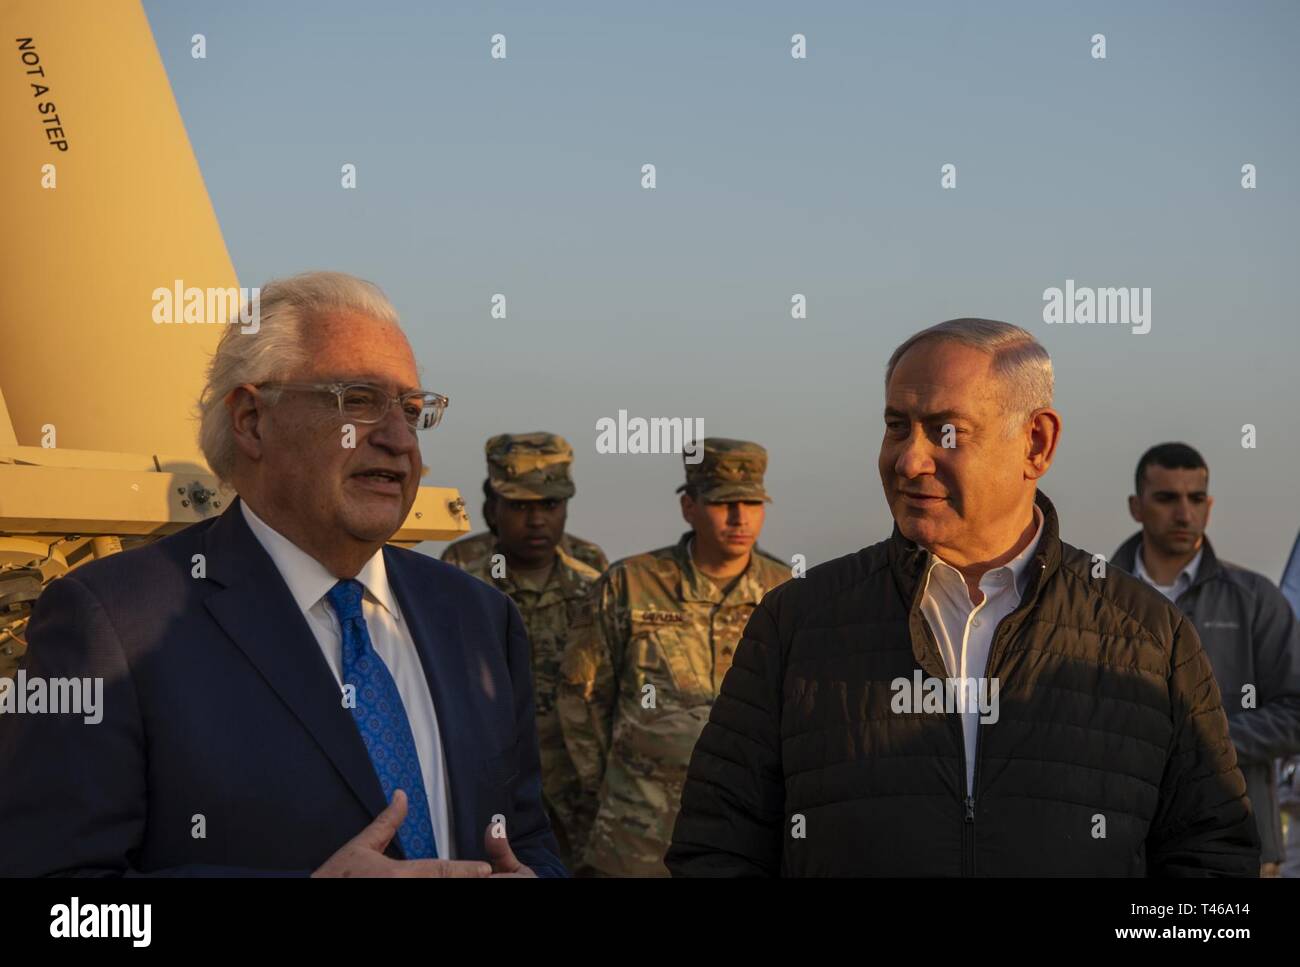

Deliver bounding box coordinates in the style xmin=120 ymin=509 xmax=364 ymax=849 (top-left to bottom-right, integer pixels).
xmin=439 ymin=432 xmax=603 ymax=867
xmin=443 ymin=530 xmax=608 ymax=575
xmin=558 ymin=439 xmax=790 ymax=875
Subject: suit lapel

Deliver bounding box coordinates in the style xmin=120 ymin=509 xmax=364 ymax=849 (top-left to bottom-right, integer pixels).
xmin=385 ymin=549 xmax=483 ymax=861
xmin=202 ymin=500 xmax=388 ymax=822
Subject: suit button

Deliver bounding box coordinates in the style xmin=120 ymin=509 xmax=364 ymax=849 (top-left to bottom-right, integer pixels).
xmin=721 ymin=646 xmax=733 ymax=657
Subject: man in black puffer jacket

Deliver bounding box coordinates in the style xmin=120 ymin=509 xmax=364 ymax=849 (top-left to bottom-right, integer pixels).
xmin=667 ymin=318 xmax=1259 ymax=876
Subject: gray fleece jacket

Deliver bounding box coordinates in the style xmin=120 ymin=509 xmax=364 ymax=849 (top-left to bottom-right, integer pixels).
xmin=1114 ymin=533 xmax=1300 ymax=863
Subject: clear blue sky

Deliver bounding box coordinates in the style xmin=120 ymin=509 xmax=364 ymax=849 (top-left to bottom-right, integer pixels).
xmin=144 ymin=0 xmax=1300 ymax=577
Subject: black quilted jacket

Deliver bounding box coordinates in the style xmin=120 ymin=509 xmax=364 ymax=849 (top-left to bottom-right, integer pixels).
xmin=666 ymin=491 xmax=1259 ymax=876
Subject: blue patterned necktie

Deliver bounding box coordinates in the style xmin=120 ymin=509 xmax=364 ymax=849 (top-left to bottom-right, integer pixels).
xmin=325 ymin=578 xmax=438 ymax=859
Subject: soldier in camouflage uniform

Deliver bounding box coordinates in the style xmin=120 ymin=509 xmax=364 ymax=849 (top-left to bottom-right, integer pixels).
xmin=444 ymin=464 xmax=608 ymax=574
xmin=439 ymin=432 xmax=604 ymax=867
xmin=558 ymin=438 xmax=790 ymax=875
xmin=443 ymin=510 xmax=609 ymax=574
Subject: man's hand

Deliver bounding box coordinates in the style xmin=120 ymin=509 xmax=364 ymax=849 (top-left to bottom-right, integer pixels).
xmin=484 ymin=821 xmax=538 ymax=878
xmin=313 ymin=790 xmax=492 ymax=878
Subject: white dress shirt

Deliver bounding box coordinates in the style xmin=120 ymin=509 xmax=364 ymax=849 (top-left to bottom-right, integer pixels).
xmin=239 ymin=500 xmax=453 ymax=857
xmin=919 ymin=504 xmax=1045 ymax=796
xmin=1133 ymin=541 xmax=1203 ymax=603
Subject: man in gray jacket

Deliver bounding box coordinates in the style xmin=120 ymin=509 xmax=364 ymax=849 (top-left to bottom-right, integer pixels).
xmin=1114 ymin=442 xmax=1300 ymax=876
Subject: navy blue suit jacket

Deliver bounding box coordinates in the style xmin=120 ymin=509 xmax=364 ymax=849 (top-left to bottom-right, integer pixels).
xmin=0 ymin=499 xmax=565 ymax=877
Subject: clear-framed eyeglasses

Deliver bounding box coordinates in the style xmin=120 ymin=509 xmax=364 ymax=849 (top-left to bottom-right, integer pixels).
xmin=259 ymin=382 xmax=449 ymax=431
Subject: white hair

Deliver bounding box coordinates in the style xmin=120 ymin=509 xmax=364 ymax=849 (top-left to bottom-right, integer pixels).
xmin=197 ymin=270 xmax=400 ymax=482
xmin=884 ymin=318 xmax=1054 ymax=435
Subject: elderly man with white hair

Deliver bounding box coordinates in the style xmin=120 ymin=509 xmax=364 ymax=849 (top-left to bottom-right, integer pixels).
xmin=667 ymin=317 xmax=1260 ymax=877
xmin=0 ymin=271 xmax=565 ymax=877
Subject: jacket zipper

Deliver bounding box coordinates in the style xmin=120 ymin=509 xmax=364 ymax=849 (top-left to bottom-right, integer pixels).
xmin=917 ymin=612 xmax=976 ymax=875
xmin=913 ymin=551 xmax=1047 ymax=877
xmin=965 ymin=558 xmax=1048 ymax=875
xmin=903 ymin=509 xmax=1053 ymax=877
xmin=962 ymin=791 xmax=976 ymax=876
xmin=959 ymin=559 xmax=1048 ymax=876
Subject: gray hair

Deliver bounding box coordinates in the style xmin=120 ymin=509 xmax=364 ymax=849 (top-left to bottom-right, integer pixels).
xmin=885 ymin=318 xmax=1054 ymax=435
xmin=197 ymin=271 xmax=400 ymax=482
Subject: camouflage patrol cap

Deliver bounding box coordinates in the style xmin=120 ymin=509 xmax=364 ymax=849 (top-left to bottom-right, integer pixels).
xmin=676 ymin=437 xmax=771 ymax=503
xmin=485 ymin=432 xmax=577 ymax=500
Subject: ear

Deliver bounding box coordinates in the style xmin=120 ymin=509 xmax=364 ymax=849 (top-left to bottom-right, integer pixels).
xmin=226 ymin=384 xmax=266 ymax=463
xmin=1204 ymin=494 xmax=1213 ymax=529
xmin=1127 ymin=494 xmax=1142 ymax=524
xmin=1024 ymin=408 xmax=1062 ymax=481
xmin=680 ymin=493 xmax=695 ymax=526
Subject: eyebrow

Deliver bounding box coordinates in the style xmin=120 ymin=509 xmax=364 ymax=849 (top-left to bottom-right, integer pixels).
xmin=1151 ymin=489 xmax=1208 ymax=498
xmin=883 ymin=406 xmax=974 ymax=424
xmin=323 ymin=375 xmax=424 ymax=395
